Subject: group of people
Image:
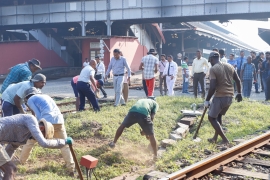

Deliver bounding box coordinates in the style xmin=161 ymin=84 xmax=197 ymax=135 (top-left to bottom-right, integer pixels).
xmin=0 ymin=59 xmax=75 ymax=179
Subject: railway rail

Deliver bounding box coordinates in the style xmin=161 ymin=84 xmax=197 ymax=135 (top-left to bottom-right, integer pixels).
xmin=162 ymin=131 xmax=270 ymax=180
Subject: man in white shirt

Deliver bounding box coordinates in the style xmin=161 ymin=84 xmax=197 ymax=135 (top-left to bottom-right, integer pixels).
xmin=139 ymin=49 xmax=159 ymax=97
xmin=77 ymin=60 xmax=100 ymax=112
xmin=83 ymin=58 xmax=89 ymax=67
xmin=159 ymin=54 xmax=168 ymax=96
xmin=94 ymin=56 xmax=107 ymax=98
xmin=219 ymin=49 xmax=227 ymax=63
xmin=163 ymin=55 xmax=178 ymax=96
xmin=192 ymin=49 xmax=210 ymax=98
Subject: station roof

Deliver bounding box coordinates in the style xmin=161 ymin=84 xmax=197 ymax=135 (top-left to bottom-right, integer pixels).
xmin=258 ymin=27 xmax=270 ymax=46
xmin=187 ymin=22 xmax=260 ymax=52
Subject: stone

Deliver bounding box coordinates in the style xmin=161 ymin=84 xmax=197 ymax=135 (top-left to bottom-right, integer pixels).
xmin=177 ymin=123 xmax=189 ymax=129
xmin=181 ymin=110 xmax=202 ymax=116
xmin=193 ymin=137 xmax=202 ymax=142
xmin=143 ymin=171 xmax=169 ymax=180
xmin=161 ymin=139 xmax=176 ymax=148
xmin=233 ymin=139 xmax=246 ymax=144
xmin=157 ymin=147 xmax=166 ymax=157
xmin=173 ymin=127 xmax=189 ymax=138
xmin=169 ymin=133 xmax=182 ymax=141
xmin=178 ymin=116 xmax=197 ymax=126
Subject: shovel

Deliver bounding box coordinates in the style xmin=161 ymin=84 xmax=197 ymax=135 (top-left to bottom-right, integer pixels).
xmin=69 ymin=144 xmax=84 ymax=180
xmin=193 ymin=107 xmax=208 ymax=140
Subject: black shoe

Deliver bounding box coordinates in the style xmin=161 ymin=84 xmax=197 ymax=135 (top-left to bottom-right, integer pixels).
xmin=103 ymin=96 xmax=107 ymax=99
xmin=261 ymin=90 xmax=264 ymax=92
xmin=255 ymin=91 xmax=260 ymax=93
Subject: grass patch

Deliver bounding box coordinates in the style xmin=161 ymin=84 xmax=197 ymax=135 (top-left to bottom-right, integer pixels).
xmin=16 ymin=97 xmax=270 ymax=179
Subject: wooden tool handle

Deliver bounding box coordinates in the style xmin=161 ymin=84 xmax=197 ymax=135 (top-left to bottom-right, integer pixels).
xmin=69 ymin=144 xmax=84 ymax=180
xmin=193 ymin=107 xmax=208 ymax=139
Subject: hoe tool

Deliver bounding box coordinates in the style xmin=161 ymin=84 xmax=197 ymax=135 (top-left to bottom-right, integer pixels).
xmin=193 ymin=107 xmax=208 ymax=139
xmin=69 ymin=144 xmax=84 ymax=180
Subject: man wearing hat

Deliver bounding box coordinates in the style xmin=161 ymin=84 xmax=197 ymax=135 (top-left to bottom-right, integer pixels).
xmin=1 ymin=59 xmax=42 ymax=94
xmin=77 ymin=60 xmax=100 ymax=112
xmin=19 ymin=87 xmax=75 ymax=176
xmin=0 ymin=114 xmax=73 ymax=179
xmin=105 ymin=49 xmax=131 ymax=107
xmin=95 ymin=56 xmax=107 ymax=98
xmin=205 ymin=52 xmax=242 ymax=145
xmin=139 ymin=49 xmax=159 ymax=97
xmin=1 ymin=74 xmax=46 ymax=117
xmin=159 ymin=54 xmax=168 ymax=96
xmin=109 ymin=98 xmax=159 ymax=160
xmin=163 ymin=55 xmax=178 ymax=96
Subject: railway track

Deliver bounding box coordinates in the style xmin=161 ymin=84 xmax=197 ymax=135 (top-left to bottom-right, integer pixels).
xmin=162 ymin=131 xmax=270 ymax=180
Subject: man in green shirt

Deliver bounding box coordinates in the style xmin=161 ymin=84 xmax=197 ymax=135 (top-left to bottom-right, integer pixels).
xmin=109 ymin=97 xmax=159 ymax=160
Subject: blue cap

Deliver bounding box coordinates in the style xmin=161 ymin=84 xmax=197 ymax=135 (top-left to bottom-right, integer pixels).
xmin=97 ymin=79 xmax=104 ymax=86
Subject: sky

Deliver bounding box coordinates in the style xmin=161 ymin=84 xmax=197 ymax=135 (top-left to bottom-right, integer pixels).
xmin=212 ymin=20 xmax=270 ymax=51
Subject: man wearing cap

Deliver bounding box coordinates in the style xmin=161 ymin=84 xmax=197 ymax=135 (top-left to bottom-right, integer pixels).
xmin=1 ymin=74 xmax=46 ymax=117
xmin=19 ymin=87 xmax=75 ymax=176
xmin=192 ymin=50 xmax=210 ymax=99
xmin=77 ymin=60 xmax=100 ymax=112
xmin=205 ymin=52 xmax=242 ymax=145
xmin=109 ymin=98 xmax=159 ymax=160
xmin=105 ymin=49 xmax=131 ymax=107
xmin=163 ymin=55 xmax=178 ymax=96
xmin=0 ymin=59 xmax=42 ymax=94
xmin=95 ymin=56 xmax=107 ymax=98
xmin=139 ymin=49 xmax=159 ymax=97
xmin=0 ymin=114 xmax=73 ymax=179
xmin=159 ymin=54 xmax=168 ymax=96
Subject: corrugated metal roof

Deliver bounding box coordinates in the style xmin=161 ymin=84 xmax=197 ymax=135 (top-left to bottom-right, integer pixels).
xmin=187 ymin=22 xmax=260 ymax=52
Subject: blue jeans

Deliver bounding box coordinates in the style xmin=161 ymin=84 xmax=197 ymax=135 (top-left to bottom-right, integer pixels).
xmin=243 ymin=79 xmax=253 ymax=98
xmin=76 ymin=81 xmax=100 ymax=111
xmin=182 ymin=75 xmax=189 ymax=93
xmin=262 ymin=78 xmax=268 ymax=100
xmin=1 ymin=100 xmax=20 ymax=117
xmin=254 ymin=74 xmax=259 ymax=92
xmin=142 ymin=80 xmax=148 ymax=96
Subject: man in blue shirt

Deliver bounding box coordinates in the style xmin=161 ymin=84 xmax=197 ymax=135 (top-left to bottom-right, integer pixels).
xmin=227 ymin=54 xmax=237 ymax=68
xmin=105 ymin=49 xmax=131 ymax=107
xmin=0 ymin=59 xmax=42 ymax=94
xmin=19 ymin=88 xmax=75 ymax=176
xmin=1 ymin=74 xmax=46 ymax=117
xmin=236 ymin=50 xmax=247 ymax=77
xmin=241 ymin=56 xmax=257 ymax=98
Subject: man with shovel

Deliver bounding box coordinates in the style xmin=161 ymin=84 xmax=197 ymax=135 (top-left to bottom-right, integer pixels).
xmin=204 ymin=52 xmax=242 ymax=145
xmin=0 ymin=114 xmax=73 ymax=180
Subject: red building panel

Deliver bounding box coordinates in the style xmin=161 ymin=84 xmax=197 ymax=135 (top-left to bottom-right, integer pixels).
xmin=0 ymin=41 xmax=67 ymax=74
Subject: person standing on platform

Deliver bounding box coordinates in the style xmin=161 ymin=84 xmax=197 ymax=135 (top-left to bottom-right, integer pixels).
xmin=251 ymin=51 xmax=260 ymax=93
xmin=219 ymin=49 xmax=227 ymax=63
xmin=260 ymin=52 xmax=270 ymax=100
xmin=236 ymin=50 xmax=247 ymax=77
xmin=163 ymin=55 xmax=178 ymax=96
xmin=1 ymin=59 xmax=42 ymax=94
xmin=95 ymin=56 xmax=107 ymax=98
xmin=182 ymin=56 xmax=190 ymax=94
xmin=241 ymin=56 xmax=256 ymax=98
xmin=77 ymin=60 xmax=100 ymax=112
xmin=258 ymin=52 xmax=265 ymax=92
xmin=105 ymin=49 xmax=131 ymax=107
xmin=83 ymin=58 xmax=89 ymax=67
xmin=139 ymin=49 xmax=159 ymax=97
xmin=192 ymin=49 xmax=210 ymax=98
xmin=159 ymin=54 xmax=168 ymax=96
xmin=227 ymin=54 xmax=237 ymax=91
